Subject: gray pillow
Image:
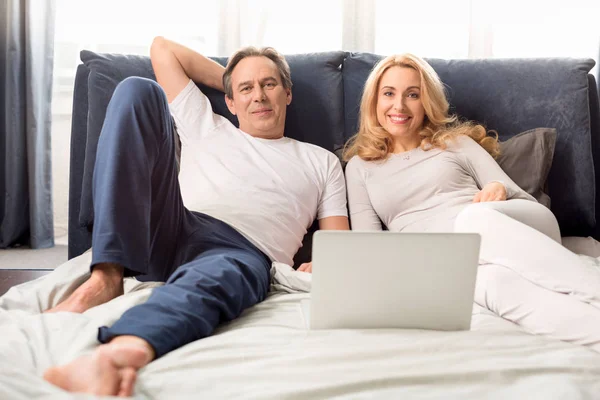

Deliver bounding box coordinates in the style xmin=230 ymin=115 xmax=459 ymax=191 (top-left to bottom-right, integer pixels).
xmin=497 ymin=127 xmax=557 ymax=208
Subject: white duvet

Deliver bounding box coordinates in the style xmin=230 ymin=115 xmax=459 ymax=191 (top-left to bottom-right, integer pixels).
xmin=1 ymin=251 xmax=600 ymax=399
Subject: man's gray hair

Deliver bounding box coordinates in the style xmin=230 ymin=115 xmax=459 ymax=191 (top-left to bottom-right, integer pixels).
xmin=223 ymin=46 xmax=292 ymax=99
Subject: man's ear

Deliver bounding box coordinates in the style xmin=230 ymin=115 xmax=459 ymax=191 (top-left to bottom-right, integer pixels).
xmin=286 ymin=88 xmax=292 ymax=106
xmin=225 ymin=94 xmax=236 ymax=115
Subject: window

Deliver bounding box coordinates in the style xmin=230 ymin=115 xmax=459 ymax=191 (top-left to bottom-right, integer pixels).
xmin=50 ymin=0 xmax=600 ymax=240
xmin=236 ymin=0 xmax=343 ymax=53
xmin=51 ymin=0 xmax=219 ymax=239
xmin=375 ymin=0 xmax=471 ymax=58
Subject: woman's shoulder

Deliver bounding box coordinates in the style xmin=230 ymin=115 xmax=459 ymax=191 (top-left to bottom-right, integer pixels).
xmin=346 ymin=155 xmax=369 ymax=168
xmin=445 ymin=134 xmax=478 ymax=151
xmin=345 ymin=155 xmax=377 ymax=176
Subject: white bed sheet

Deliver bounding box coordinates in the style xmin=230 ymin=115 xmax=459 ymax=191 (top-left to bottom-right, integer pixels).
xmin=1 ymin=252 xmax=600 ymax=399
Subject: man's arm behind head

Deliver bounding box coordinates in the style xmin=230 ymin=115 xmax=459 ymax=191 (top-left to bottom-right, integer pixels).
xmin=150 ymin=37 xmax=225 ymax=103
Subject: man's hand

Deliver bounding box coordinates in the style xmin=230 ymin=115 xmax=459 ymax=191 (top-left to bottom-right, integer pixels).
xmin=297 ymin=216 xmax=347 ymax=274
xmin=298 ymin=262 xmax=312 ymax=273
xmin=473 ymin=182 xmax=507 ymax=203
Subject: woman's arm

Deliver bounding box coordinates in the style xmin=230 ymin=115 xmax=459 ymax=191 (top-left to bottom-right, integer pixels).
xmin=457 ymin=136 xmax=536 ymax=202
xmin=345 ymin=158 xmax=384 ymax=230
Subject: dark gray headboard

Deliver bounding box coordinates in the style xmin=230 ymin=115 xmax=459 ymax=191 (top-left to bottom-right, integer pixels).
xmin=68 ymin=51 xmax=600 ymax=260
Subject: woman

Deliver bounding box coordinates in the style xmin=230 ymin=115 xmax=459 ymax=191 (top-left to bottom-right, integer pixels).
xmin=344 ymin=53 xmax=600 ymax=351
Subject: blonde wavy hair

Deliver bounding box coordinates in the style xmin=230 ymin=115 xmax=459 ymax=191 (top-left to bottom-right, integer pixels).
xmin=343 ymin=53 xmax=499 ymax=162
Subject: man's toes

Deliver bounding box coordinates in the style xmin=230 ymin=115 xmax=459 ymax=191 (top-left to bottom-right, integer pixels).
xmin=94 ymin=351 xmax=122 ymax=395
xmin=45 ymin=302 xmax=83 ymax=314
xmin=117 ymin=367 xmax=137 ymax=397
xmin=44 ymin=301 xmax=67 ymax=313
xmin=43 ymin=366 xmax=67 ymax=389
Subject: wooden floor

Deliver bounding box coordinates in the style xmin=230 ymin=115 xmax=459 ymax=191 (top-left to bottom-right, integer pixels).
xmin=0 ymin=270 xmax=51 ymax=296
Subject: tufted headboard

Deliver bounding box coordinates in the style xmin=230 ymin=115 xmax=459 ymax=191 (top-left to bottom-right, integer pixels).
xmin=68 ymin=50 xmax=600 ymax=264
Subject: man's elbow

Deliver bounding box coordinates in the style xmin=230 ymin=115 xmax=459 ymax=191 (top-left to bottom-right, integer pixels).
xmin=319 ymin=216 xmax=350 ymax=231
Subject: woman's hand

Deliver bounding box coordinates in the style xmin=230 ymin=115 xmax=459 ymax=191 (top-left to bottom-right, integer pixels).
xmin=298 ymin=262 xmax=312 ymax=273
xmin=473 ymin=182 xmax=507 ymax=203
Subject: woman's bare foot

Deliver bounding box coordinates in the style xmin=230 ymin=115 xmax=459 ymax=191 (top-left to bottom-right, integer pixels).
xmin=43 ymin=340 xmax=153 ymax=397
xmin=46 ymin=263 xmax=125 ymax=313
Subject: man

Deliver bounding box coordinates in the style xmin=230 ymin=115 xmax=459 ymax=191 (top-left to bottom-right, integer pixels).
xmin=43 ymin=37 xmax=349 ymax=396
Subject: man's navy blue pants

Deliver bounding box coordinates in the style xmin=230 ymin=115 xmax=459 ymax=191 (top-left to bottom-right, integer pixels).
xmin=93 ymin=77 xmax=271 ymax=358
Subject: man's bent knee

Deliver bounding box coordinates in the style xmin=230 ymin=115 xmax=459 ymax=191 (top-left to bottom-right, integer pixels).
xmin=112 ymin=77 xmax=165 ymax=106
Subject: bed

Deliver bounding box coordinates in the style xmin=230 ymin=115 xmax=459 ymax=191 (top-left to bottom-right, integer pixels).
xmin=2 ymin=250 xmax=600 ymax=399
xmin=2 ymin=50 xmax=600 ymax=398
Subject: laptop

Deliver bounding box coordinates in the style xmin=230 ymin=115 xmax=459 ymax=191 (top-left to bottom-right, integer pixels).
xmin=304 ymin=231 xmax=481 ymax=331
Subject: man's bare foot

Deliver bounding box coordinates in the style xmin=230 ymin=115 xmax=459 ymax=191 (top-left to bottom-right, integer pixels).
xmin=43 ymin=341 xmax=152 ymax=397
xmin=46 ymin=263 xmax=124 ymax=313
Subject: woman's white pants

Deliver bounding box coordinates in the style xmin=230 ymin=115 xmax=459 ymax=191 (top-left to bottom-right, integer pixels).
xmin=455 ymin=200 xmax=600 ymax=352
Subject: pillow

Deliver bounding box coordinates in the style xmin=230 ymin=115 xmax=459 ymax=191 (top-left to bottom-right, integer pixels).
xmin=497 ymin=127 xmax=557 ymax=208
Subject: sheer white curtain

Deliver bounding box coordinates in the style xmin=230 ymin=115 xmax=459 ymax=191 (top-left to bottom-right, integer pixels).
xmin=51 ymin=0 xmax=600 ymax=240
xmin=374 ymin=0 xmax=600 ymax=65
xmin=51 ymin=0 xmax=221 ymax=241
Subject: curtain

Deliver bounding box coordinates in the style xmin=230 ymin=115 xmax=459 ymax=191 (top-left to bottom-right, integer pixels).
xmin=0 ymin=0 xmax=56 ymax=248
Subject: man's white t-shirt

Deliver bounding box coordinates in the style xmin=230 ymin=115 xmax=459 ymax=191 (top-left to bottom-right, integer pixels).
xmin=169 ymin=80 xmax=347 ymax=266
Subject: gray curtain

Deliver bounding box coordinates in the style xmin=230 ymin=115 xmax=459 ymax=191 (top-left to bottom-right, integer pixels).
xmin=0 ymin=0 xmax=56 ymax=248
